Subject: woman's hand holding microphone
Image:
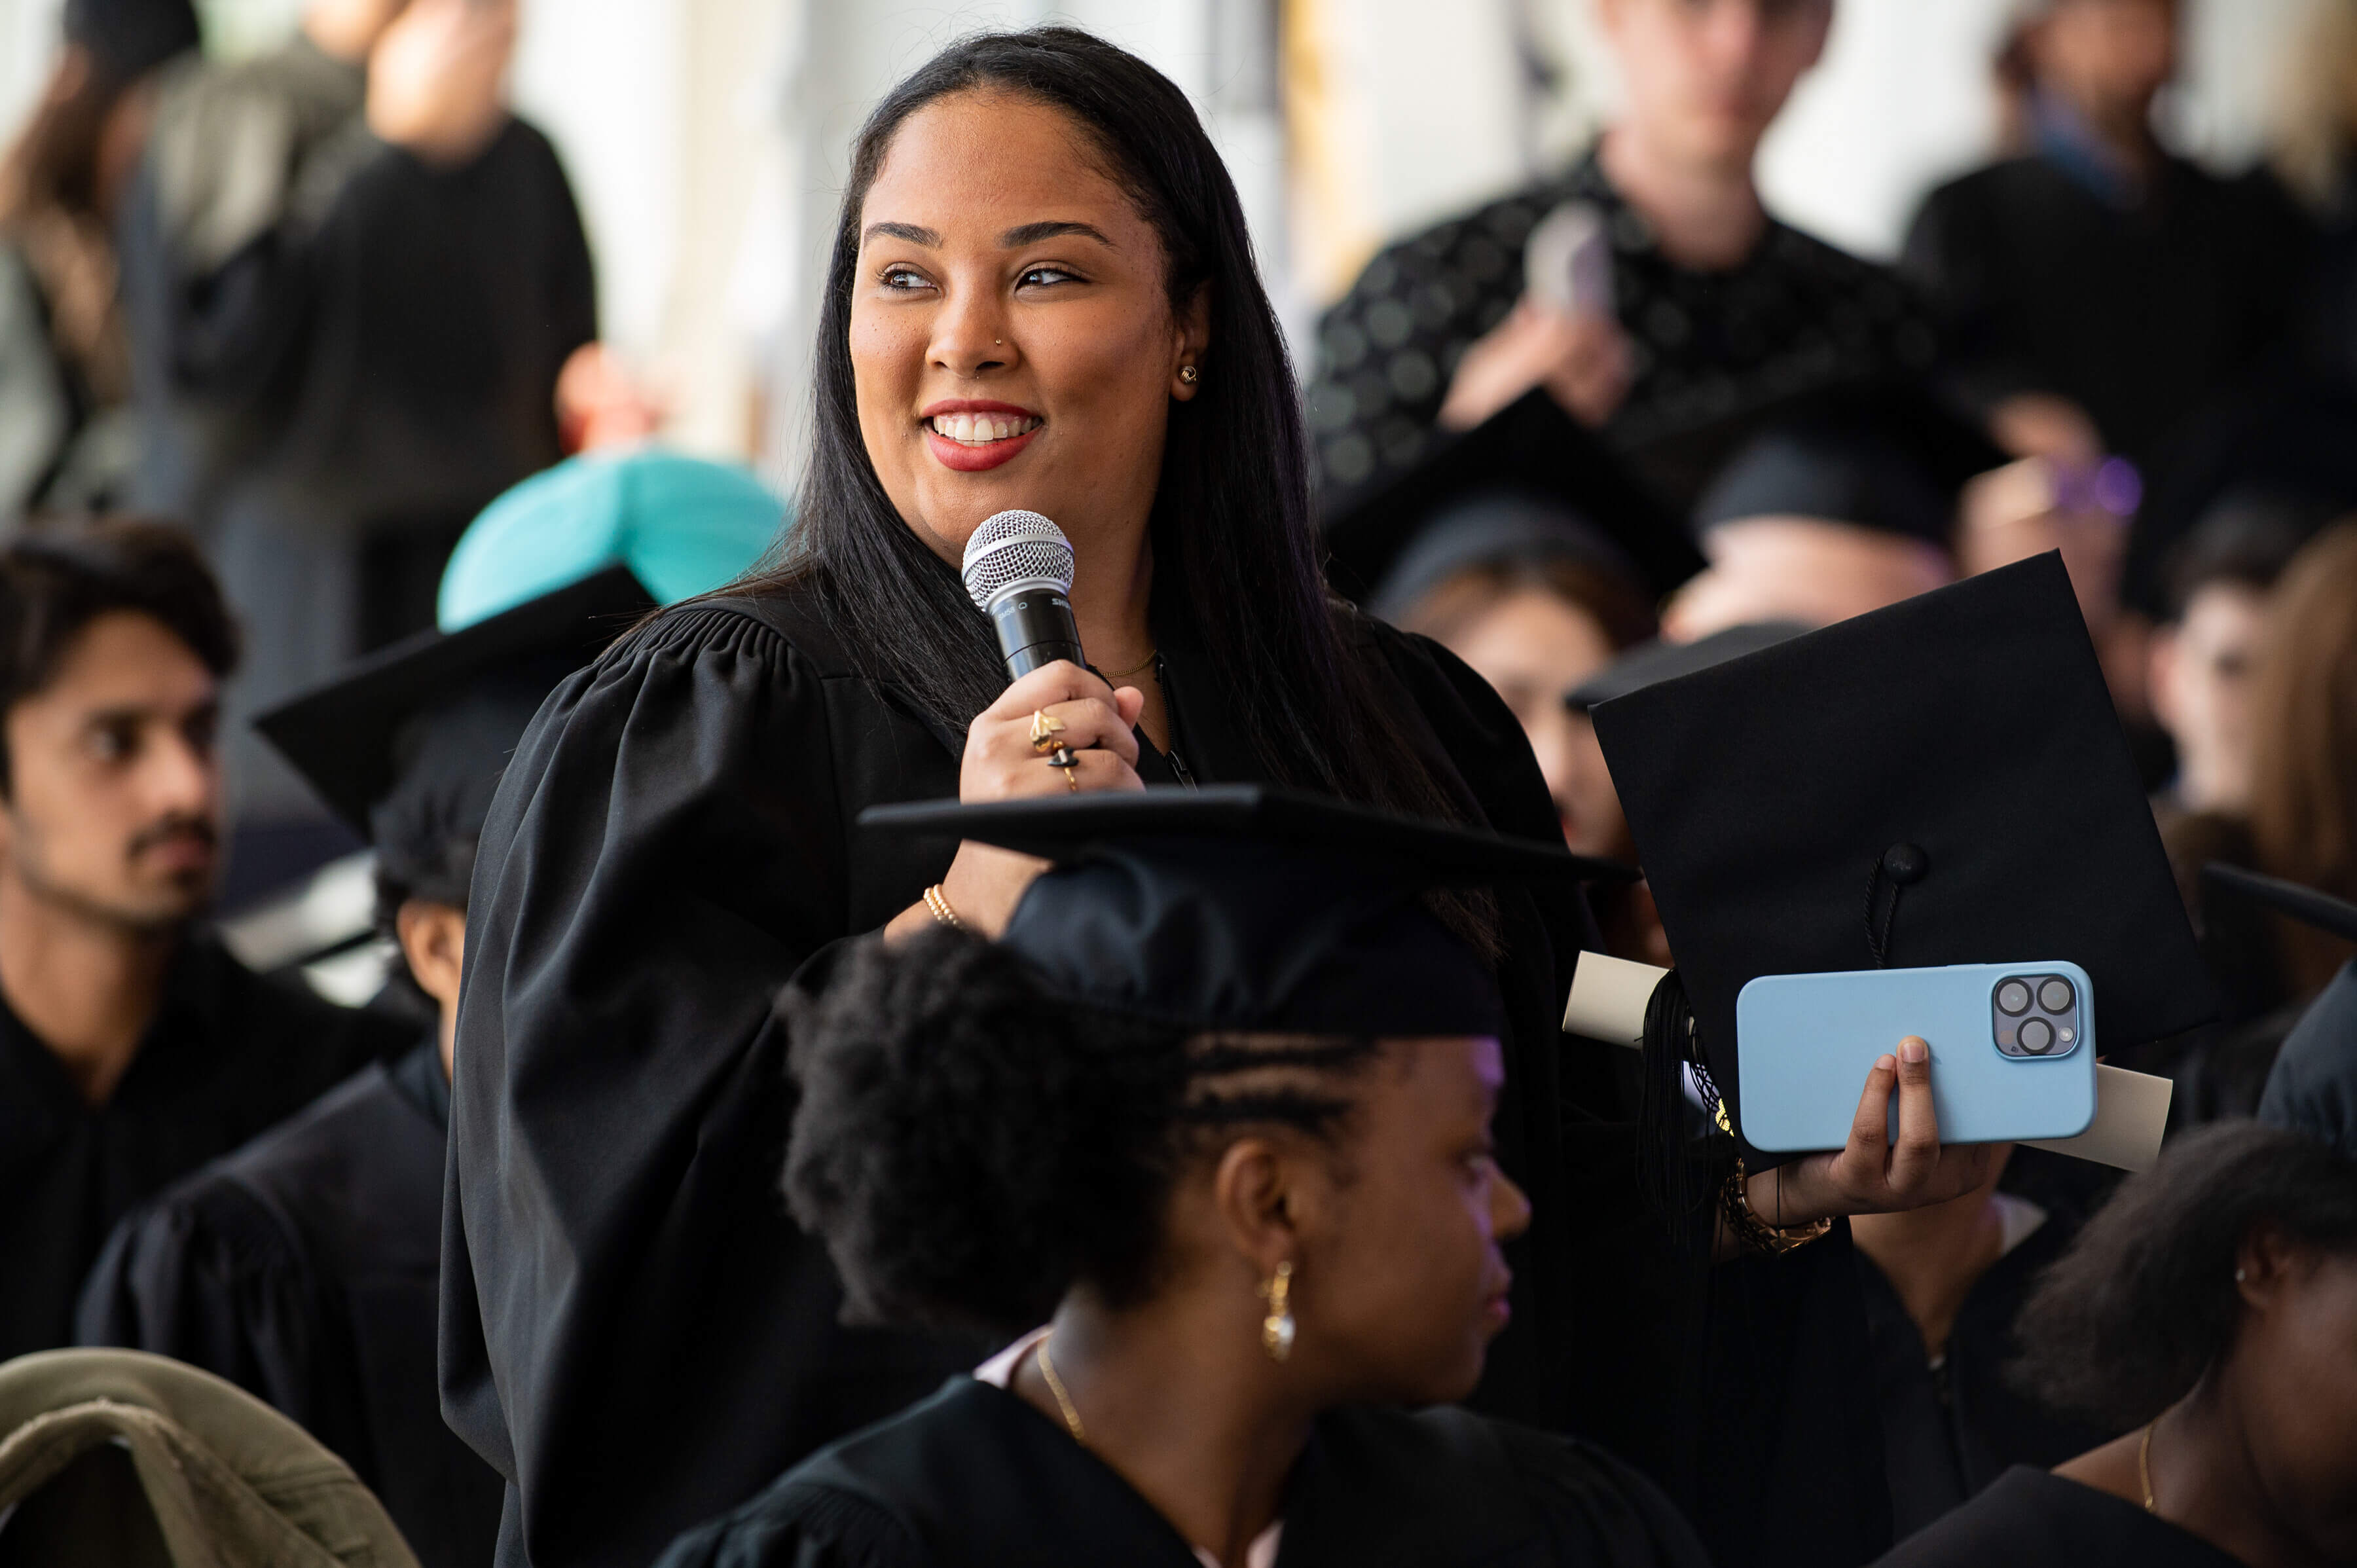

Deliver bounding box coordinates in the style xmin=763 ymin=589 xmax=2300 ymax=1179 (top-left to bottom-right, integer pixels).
xmin=886 ymin=661 xmax=1147 ymax=941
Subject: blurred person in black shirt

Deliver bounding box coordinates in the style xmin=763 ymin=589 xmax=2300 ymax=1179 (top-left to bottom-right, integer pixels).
xmin=1308 ymin=0 xmax=1941 ymax=526
xmin=117 ymin=0 xmax=599 ymax=828
xmin=0 ymin=521 xmax=404 ymax=1360
xmin=1902 ymin=0 xmax=2313 ymax=611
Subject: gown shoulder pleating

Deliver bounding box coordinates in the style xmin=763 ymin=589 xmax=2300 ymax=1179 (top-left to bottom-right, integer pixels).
xmin=441 ymin=592 xmax=984 ymax=1568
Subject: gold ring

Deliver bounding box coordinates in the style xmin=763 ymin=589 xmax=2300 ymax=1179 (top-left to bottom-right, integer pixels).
xmin=1029 ymin=709 xmax=1067 ymax=756
xmin=1044 ymin=744 xmax=1078 ymax=769
xmin=1061 ymin=763 xmax=1080 ymax=792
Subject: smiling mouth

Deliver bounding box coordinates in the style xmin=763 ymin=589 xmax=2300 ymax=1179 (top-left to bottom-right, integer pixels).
xmin=925 ymin=412 xmax=1044 ymax=446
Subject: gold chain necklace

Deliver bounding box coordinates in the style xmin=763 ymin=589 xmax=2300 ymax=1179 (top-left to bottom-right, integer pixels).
xmin=2138 ymin=1419 xmax=2157 ymax=1512
xmin=1034 ymin=1338 xmax=1087 ymax=1446
xmin=1099 ymin=648 xmax=1159 ymax=682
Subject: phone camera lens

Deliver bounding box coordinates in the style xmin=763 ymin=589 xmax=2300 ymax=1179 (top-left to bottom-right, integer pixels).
xmin=1996 ymin=979 xmax=2032 ymax=1015
xmin=2038 ymin=977 xmax=2074 ymax=1012
xmin=2019 ymin=1017 xmax=2056 ymax=1053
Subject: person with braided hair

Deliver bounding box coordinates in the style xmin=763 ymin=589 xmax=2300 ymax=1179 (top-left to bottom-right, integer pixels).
xmin=657 ymin=790 xmax=1708 ymax=1568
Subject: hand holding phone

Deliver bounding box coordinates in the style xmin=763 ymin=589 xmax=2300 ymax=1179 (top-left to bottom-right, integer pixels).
xmin=1738 ymin=1036 xmax=2000 ymax=1231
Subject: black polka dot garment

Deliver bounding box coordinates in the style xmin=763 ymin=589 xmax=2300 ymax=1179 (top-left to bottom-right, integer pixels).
xmin=1307 ymin=149 xmax=1943 ymax=514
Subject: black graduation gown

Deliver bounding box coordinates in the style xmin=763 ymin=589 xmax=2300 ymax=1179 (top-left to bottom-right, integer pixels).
xmin=1305 ymin=147 xmax=1943 ymax=519
xmin=654 ymin=1377 xmax=1709 ymax=1568
xmin=1855 ymin=1215 xmax=2111 ymax=1538
xmin=1899 ymin=154 xmax=2311 ymax=610
xmin=443 ymin=575 xmax=1632 ymax=1568
xmin=1872 ymin=1467 xmax=2244 ymax=1567
xmin=0 ymin=930 xmax=408 ymax=1360
xmin=75 ymin=1038 xmax=503 ymax=1568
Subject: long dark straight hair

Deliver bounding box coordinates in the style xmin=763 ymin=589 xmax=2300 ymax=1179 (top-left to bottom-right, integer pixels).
xmin=746 ymin=27 xmax=1487 ymax=923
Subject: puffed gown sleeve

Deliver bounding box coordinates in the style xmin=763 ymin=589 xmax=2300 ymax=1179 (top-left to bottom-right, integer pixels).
xmin=441 ymin=605 xmax=972 ymax=1568
xmin=75 ymin=1181 xmax=352 ymax=1451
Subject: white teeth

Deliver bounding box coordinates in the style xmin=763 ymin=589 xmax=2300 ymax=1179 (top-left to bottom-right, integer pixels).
xmin=928 ymin=413 xmax=1041 ymax=445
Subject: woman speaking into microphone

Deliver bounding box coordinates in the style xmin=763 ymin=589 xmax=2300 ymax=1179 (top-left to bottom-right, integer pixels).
xmin=442 ymin=27 xmax=1969 ymax=1568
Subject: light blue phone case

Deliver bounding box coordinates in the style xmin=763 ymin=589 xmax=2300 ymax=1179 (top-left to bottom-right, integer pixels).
xmin=1735 ymin=962 xmax=2097 ymax=1152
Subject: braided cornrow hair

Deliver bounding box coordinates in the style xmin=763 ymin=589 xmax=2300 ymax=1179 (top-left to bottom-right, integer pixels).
xmin=780 ymin=925 xmax=1383 ymax=1336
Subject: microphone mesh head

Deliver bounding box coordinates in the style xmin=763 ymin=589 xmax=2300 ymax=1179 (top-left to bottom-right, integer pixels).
xmin=960 ymin=509 xmax=1074 ymax=611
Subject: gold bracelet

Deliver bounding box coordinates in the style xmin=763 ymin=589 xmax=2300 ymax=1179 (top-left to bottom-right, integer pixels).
xmin=1722 ymin=1160 xmax=1831 ymax=1256
xmin=922 ymin=884 xmax=962 ymax=930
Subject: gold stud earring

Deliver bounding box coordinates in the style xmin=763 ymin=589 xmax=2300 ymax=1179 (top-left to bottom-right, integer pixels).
xmin=1258 ymin=1261 xmax=1295 ymax=1361
xmin=1178 ymin=364 xmax=1200 ymax=384
xmin=995 ymin=338 xmax=1003 ymax=345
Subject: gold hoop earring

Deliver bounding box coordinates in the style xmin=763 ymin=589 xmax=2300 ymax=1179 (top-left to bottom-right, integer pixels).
xmin=1258 ymin=1261 xmax=1295 ymax=1361
xmin=1178 ymin=364 xmax=1200 ymax=384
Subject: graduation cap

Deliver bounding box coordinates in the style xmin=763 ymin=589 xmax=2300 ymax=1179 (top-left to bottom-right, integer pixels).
xmin=1319 ymin=389 xmax=1704 ymax=605
xmin=255 ymin=565 xmax=654 ymax=890
xmin=1589 ymin=553 xmax=2216 ymax=1162
xmin=2209 ymin=867 xmax=2357 ymax=1161
xmin=2202 ymin=864 xmax=2357 ymax=945
xmin=1563 ymin=621 xmax=1806 ymax=712
xmin=1366 ymin=492 xmax=1648 ymax=630
xmin=859 ymin=786 xmax=1634 ymax=1038
xmin=437 ymin=449 xmax=784 ymax=631
xmin=1690 ymin=386 xmax=2004 ymax=549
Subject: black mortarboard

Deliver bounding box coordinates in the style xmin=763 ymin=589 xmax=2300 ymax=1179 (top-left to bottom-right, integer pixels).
xmin=255 ymin=565 xmax=653 ymax=880
xmin=1590 ymin=553 xmax=2216 ymax=1161
xmin=1366 ymin=492 xmax=1645 ymax=627
xmin=1320 ymin=389 xmax=1704 ymax=604
xmin=64 ymin=0 xmax=200 ymax=80
xmin=1563 ymin=621 xmax=1805 ymax=712
xmin=2220 ymin=869 xmax=2357 ymax=1161
xmin=860 ymin=786 xmax=1635 ymax=1038
xmin=1691 ymin=390 xmax=2003 ymax=549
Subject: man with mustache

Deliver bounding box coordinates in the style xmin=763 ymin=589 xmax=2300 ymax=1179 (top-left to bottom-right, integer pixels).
xmin=0 ymin=520 xmax=407 ymax=1360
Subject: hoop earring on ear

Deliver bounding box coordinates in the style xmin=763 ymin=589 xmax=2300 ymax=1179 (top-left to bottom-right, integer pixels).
xmin=1258 ymin=1261 xmax=1295 ymax=1362
xmin=1178 ymin=364 xmax=1200 ymax=384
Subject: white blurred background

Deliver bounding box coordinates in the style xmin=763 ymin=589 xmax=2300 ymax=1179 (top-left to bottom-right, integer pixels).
xmin=0 ymin=0 xmax=2324 ymax=481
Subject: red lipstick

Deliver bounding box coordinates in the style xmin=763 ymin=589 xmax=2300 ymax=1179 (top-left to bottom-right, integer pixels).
xmin=920 ymin=399 xmax=1044 ymax=473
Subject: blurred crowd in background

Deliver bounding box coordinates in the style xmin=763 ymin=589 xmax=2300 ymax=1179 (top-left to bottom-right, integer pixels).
xmin=1 ymin=0 xmax=2356 ymax=1564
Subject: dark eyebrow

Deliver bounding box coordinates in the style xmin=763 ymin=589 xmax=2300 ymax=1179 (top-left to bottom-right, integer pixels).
xmin=862 ymin=221 xmax=941 ymax=247
xmin=999 ymin=220 xmax=1114 ymax=249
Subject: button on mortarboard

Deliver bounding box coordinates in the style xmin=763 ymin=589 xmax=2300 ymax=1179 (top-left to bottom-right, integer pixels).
xmin=1590 ymin=553 xmax=2216 ymax=1163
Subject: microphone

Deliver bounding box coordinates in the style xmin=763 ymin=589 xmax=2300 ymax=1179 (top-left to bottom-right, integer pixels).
xmin=961 ymin=509 xmax=1086 ymax=681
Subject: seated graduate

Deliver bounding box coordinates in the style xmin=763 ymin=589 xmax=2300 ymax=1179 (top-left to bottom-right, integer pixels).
xmin=1873 ymin=1120 xmax=2357 ymax=1568
xmin=658 ymin=788 xmax=1707 ymax=1568
xmin=72 ymin=565 xmax=661 ymax=1568
xmin=0 ymin=520 xmax=408 ymax=1362
xmin=1367 ymin=495 xmax=1656 ymax=858
xmin=70 ymin=454 xmax=779 ymax=1567
xmin=1657 ymin=401 xmax=1996 ymax=641
xmin=1588 ymin=554 xmax=2222 ymax=1558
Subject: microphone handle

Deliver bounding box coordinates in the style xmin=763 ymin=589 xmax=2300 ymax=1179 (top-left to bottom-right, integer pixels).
xmin=989 ymin=589 xmax=1087 ymax=681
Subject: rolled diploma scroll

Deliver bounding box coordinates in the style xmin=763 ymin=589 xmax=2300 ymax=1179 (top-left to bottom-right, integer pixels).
xmin=1562 ymin=952 xmax=2174 ymax=1171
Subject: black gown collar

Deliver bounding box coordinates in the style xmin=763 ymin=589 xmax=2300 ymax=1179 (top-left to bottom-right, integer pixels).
xmin=0 ymin=930 xmax=232 ymax=1153
xmin=794 ymin=1377 xmax=1541 ymax=1566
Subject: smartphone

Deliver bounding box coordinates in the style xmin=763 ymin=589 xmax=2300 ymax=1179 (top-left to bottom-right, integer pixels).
xmin=1524 ymin=202 xmax=1613 ymax=318
xmin=1735 ymin=962 xmax=2097 ymax=1152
